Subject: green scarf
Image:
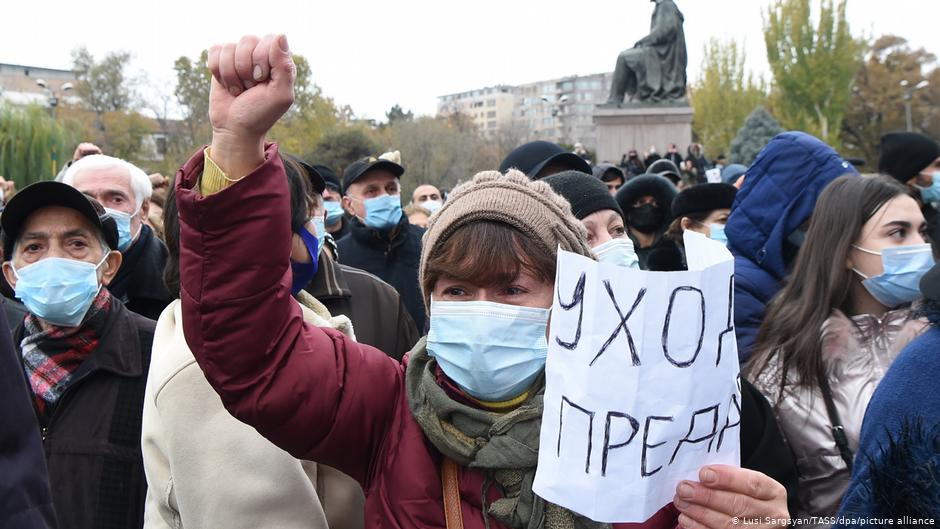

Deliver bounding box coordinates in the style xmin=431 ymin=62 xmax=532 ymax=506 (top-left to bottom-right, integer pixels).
xmin=405 ymin=339 xmax=610 ymax=529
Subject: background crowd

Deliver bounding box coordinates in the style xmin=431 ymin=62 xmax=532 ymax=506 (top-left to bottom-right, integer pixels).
xmin=1 ymin=32 xmax=939 ymax=529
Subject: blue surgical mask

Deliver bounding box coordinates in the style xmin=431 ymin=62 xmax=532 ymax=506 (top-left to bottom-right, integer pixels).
xmin=324 ymin=201 xmax=344 ymax=226
xmin=290 ymin=225 xmax=320 ymax=295
xmin=916 ymin=171 xmax=940 ymax=203
xmin=593 ymin=237 xmax=640 ymax=269
xmin=361 ymin=194 xmax=402 ymax=231
xmin=105 ymin=207 xmax=141 ymax=251
xmin=427 ymin=299 xmax=549 ymax=402
xmin=13 ymin=256 xmax=106 ymax=327
xmin=709 ymin=223 xmax=729 ymax=246
xmin=312 ymin=217 xmax=327 ymax=253
xmin=853 ymin=243 xmax=935 ymax=308
xmin=419 ymin=200 xmax=443 ymax=214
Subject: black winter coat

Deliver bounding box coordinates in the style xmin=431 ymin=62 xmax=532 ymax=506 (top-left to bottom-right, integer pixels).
xmin=15 ymin=296 xmax=155 ymax=529
xmin=0 ymin=299 xmax=56 ymax=529
xmin=336 ymin=214 xmax=427 ymax=332
xmin=109 ymin=225 xmax=173 ymax=321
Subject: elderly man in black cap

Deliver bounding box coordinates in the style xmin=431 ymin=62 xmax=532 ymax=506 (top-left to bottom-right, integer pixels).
xmin=316 ymin=163 xmax=352 ymax=241
xmin=337 ymin=155 xmax=426 ymax=331
xmin=498 ymin=140 xmax=592 ymax=179
xmin=879 ymin=132 xmax=940 ymax=251
xmin=0 ymin=181 xmax=154 ymax=529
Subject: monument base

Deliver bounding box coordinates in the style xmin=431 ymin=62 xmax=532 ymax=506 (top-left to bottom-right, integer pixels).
xmin=593 ymin=105 xmax=693 ymax=166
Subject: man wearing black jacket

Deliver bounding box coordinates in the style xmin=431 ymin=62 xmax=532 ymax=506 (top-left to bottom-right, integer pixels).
xmin=337 ymin=156 xmax=426 ymax=331
xmin=1 ymin=182 xmax=153 ymax=529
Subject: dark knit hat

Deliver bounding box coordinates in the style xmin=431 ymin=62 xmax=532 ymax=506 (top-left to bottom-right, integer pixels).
xmin=672 ymin=183 xmax=737 ymax=219
xmin=314 ymin=164 xmax=341 ymax=191
xmin=498 ymin=140 xmax=592 ymax=179
xmin=922 ymin=263 xmax=940 ymax=302
xmin=543 ymin=170 xmax=623 ymax=220
xmin=592 ymin=163 xmax=625 ymax=183
xmin=615 ymin=174 xmax=678 ymax=216
xmin=878 ymin=132 xmax=940 ymax=184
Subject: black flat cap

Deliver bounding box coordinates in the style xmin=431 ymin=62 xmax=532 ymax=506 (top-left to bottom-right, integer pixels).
xmin=671 ymin=183 xmax=737 ymax=219
xmin=2 ymin=181 xmax=118 ymax=259
xmin=285 ymin=154 xmax=325 ymax=194
xmin=342 ymin=156 xmax=405 ymax=194
xmin=315 ymin=164 xmax=341 ymax=191
xmin=499 ymin=140 xmax=592 ymax=179
xmin=879 ymin=132 xmax=940 ymax=184
xmin=543 ymin=170 xmax=623 ymax=220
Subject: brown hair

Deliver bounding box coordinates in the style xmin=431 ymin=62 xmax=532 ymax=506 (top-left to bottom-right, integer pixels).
xmin=745 ymin=175 xmax=912 ymax=399
xmin=423 ymin=220 xmax=556 ymax=299
xmin=664 ymin=212 xmax=710 ymax=246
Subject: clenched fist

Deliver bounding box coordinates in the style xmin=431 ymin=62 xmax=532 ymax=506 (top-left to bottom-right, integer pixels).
xmin=207 ymin=34 xmax=296 ymax=179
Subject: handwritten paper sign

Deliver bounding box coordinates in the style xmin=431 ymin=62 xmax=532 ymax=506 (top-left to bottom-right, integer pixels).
xmin=532 ymin=245 xmax=741 ymax=523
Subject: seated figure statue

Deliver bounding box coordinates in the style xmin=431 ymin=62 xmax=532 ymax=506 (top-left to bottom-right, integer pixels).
xmin=607 ymin=0 xmax=688 ymax=105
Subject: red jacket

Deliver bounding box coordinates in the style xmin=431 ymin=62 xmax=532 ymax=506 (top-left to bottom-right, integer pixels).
xmin=175 ymin=146 xmax=678 ymax=529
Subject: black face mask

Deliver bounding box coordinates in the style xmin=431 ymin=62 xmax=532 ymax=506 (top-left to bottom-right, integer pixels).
xmin=629 ymin=204 xmax=664 ymax=234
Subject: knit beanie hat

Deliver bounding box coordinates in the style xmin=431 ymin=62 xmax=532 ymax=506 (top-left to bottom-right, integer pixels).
xmin=543 ymin=170 xmax=623 ymax=220
xmin=878 ymin=132 xmax=940 ymax=184
xmin=671 ymin=183 xmax=737 ymax=219
xmin=419 ymin=169 xmax=593 ymax=310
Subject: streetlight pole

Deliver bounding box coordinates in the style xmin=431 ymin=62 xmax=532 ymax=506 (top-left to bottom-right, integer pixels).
xmin=900 ymin=79 xmax=930 ymax=132
xmin=35 ymin=79 xmax=73 ymax=176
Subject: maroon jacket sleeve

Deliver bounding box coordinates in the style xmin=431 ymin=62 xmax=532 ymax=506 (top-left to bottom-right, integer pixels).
xmin=174 ymin=145 xmax=403 ymax=486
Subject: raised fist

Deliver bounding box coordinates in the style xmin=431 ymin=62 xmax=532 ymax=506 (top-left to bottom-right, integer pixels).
xmin=207 ymin=34 xmax=296 ymax=178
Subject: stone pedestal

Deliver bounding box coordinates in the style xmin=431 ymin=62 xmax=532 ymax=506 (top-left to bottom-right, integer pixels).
xmin=593 ymin=105 xmax=693 ymax=165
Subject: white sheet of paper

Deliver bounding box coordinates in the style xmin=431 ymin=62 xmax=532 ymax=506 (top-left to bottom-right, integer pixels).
xmin=705 ymin=168 xmax=722 ymax=183
xmin=533 ymin=250 xmax=741 ymax=523
xmin=683 ymin=230 xmax=734 ymax=271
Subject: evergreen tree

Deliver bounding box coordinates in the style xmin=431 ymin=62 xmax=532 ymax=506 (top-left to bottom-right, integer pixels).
xmin=729 ymin=107 xmax=784 ymax=166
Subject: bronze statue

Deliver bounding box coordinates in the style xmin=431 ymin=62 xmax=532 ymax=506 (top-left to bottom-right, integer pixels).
xmin=606 ymin=0 xmax=688 ymax=105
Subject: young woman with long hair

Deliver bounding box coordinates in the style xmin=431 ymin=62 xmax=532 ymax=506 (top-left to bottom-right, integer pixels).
xmin=745 ymin=175 xmax=934 ymax=524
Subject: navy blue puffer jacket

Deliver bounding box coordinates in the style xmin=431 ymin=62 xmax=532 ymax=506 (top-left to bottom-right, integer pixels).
xmin=726 ymin=132 xmax=857 ymax=362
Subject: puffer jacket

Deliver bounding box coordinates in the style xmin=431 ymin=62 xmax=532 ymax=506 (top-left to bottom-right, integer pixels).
xmin=836 ymin=308 xmax=940 ymax=525
xmin=726 ymin=132 xmax=857 ymax=362
xmin=173 ymin=146 xmax=679 ymax=529
xmin=751 ymin=309 xmax=927 ymax=527
xmin=142 ymin=293 xmax=364 ymax=529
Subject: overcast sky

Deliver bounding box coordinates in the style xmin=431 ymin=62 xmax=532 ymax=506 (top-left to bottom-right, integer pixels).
xmin=1 ymin=0 xmax=934 ymax=120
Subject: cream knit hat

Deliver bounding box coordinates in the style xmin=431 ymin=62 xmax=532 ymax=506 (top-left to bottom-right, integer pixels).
xmin=418 ymin=169 xmax=593 ymax=310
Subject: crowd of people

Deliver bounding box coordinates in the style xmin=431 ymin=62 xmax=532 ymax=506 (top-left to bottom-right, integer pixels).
xmin=2 ymin=33 xmax=939 ymax=529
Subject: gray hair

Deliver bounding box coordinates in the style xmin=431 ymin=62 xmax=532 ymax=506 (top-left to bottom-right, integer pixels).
xmin=62 ymin=154 xmax=153 ymax=210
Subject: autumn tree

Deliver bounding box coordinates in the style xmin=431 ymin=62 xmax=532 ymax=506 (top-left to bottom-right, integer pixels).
xmin=71 ymin=47 xmax=137 ymax=129
xmin=267 ymin=55 xmax=338 ymax=156
xmin=386 ymin=104 xmax=414 ymax=124
xmin=691 ymin=38 xmax=767 ymax=159
xmin=305 ymin=127 xmax=378 ymax=175
xmin=841 ymin=35 xmax=939 ymax=163
xmin=764 ymin=0 xmax=864 ymax=147
xmin=174 ymin=50 xmax=212 ymax=149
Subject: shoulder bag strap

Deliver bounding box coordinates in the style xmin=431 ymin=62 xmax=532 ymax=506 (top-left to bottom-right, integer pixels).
xmin=818 ymin=370 xmax=854 ymax=471
xmin=441 ymin=458 xmax=465 ymax=529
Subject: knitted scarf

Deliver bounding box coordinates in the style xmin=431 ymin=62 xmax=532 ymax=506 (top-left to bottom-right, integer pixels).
xmin=406 ymin=340 xmax=610 ymax=529
xmin=20 ymin=289 xmax=112 ymax=418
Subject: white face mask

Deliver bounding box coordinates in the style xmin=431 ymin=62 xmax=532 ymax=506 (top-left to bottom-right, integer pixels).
xmin=419 ymin=199 xmax=443 ymax=214
xmin=593 ymin=237 xmax=640 ymax=269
